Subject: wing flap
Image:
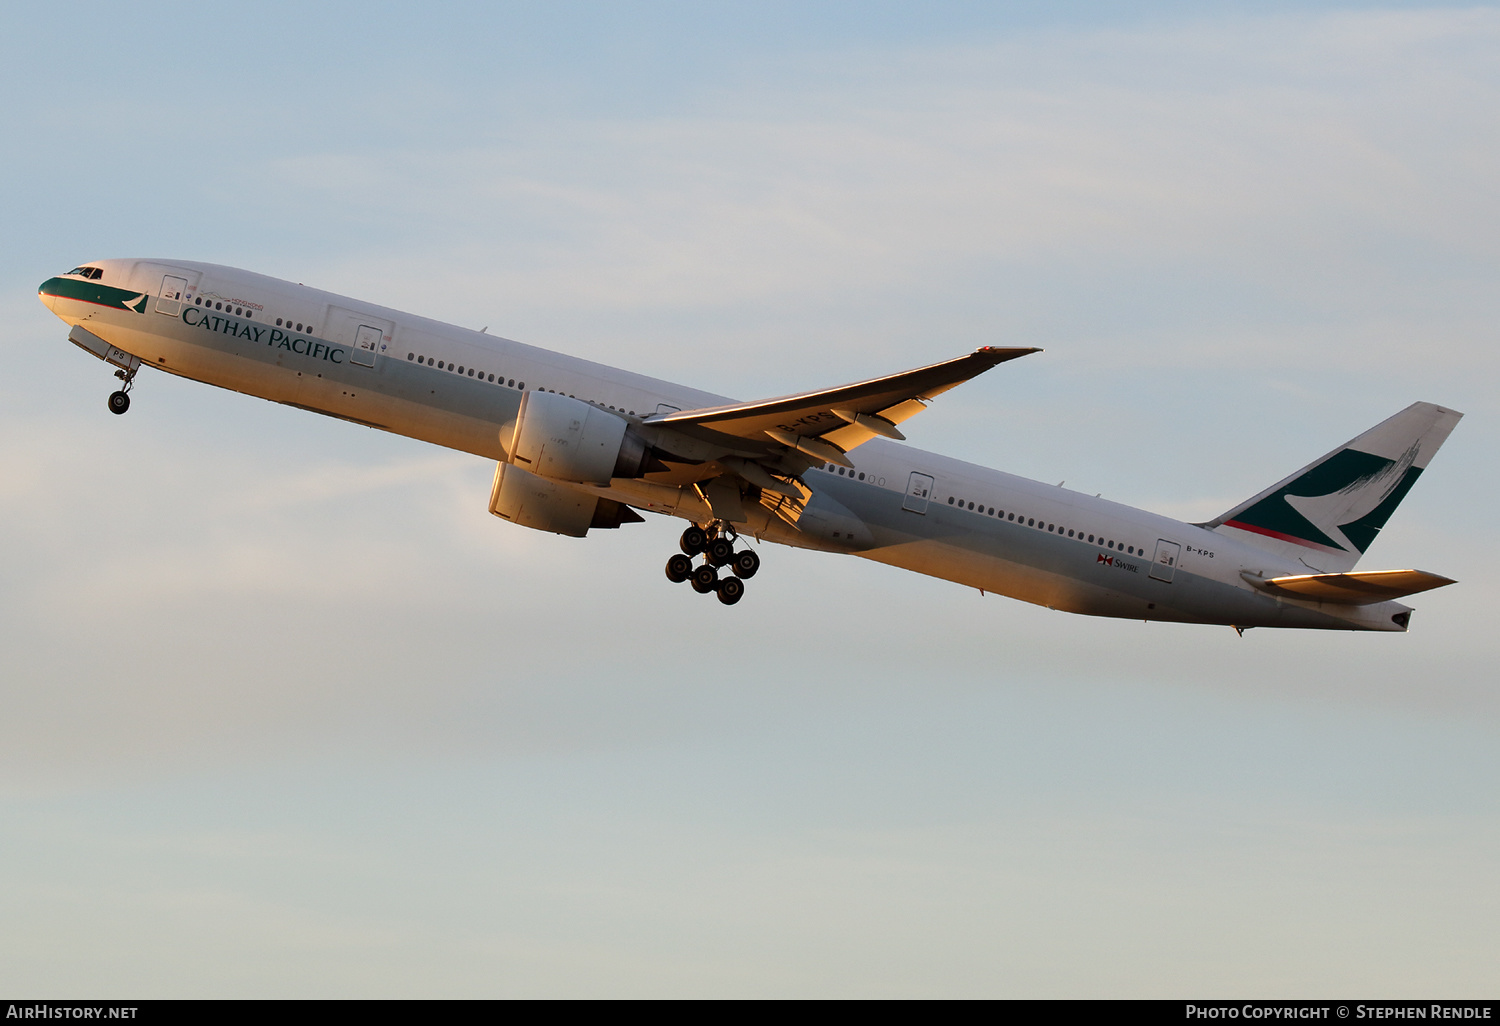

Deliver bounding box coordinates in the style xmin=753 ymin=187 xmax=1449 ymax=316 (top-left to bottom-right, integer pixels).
xmin=1241 ymin=569 xmax=1456 ymax=605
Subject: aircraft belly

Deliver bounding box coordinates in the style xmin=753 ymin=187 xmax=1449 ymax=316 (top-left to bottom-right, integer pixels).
xmin=852 ymin=496 xmax=1143 ymax=613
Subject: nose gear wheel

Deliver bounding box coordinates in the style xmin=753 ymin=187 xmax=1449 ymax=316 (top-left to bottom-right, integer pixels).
xmin=107 ymin=357 xmax=140 ymax=415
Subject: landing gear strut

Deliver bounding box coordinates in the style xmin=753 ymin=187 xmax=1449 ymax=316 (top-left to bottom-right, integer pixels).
xmin=107 ymin=361 xmax=139 ymax=415
xmin=663 ymin=522 xmax=759 ymax=606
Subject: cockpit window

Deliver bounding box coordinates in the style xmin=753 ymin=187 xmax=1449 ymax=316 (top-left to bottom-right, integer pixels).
xmin=66 ymin=266 xmax=104 ymax=280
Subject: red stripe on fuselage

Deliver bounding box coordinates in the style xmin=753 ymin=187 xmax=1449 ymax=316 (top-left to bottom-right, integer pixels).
xmin=1222 ymin=519 xmax=1345 ymax=553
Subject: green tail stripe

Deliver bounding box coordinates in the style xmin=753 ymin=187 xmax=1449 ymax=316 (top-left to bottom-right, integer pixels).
xmin=1339 ymin=465 xmax=1422 ymax=553
xmin=1231 ymin=448 xmax=1405 ymax=553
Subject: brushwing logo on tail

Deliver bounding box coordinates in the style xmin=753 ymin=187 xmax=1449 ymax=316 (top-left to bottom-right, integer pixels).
xmin=1224 ymin=443 xmax=1422 ymax=554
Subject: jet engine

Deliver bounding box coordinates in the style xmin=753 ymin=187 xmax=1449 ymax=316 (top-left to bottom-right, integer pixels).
xmin=489 ymin=462 xmax=643 ymax=537
xmin=508 ymin=390 xmax=646 ymax=484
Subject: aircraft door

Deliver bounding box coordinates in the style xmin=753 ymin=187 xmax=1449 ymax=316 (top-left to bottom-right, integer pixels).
xmin=157 ymin=275 xmax=189 ymax=316
xmin=1150 ymin=539 xmax=1181 ymax=582
xmin=351 ymin=325 xmax=382 ymax=367
xmin=324 ymin=306 xmax=393 ymax=370
xmin=902 ymin=472 xmax=935 ymax=514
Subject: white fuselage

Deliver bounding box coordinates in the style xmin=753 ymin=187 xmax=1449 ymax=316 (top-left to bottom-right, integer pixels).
xmin=40 ymin=258 xmax=1415 ymax=631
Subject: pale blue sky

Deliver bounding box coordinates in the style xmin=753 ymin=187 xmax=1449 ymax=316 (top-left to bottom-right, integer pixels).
xmin=1 ymin=2 xmax=1496 ymax=996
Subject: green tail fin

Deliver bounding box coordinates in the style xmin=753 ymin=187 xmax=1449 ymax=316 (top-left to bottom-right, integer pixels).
xmin=1207 ymin=402 xmax=1462 ymax=572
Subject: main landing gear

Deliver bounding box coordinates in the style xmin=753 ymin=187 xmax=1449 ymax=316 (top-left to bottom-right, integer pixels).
xmin=664 ymin=522 xmax=761 ymax=606
xmin=107 ymin=362 xmax=139 ymax=415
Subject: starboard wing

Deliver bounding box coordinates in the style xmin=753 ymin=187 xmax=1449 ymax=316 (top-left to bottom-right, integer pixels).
xmin=643 ymin=346 xmax=1038 ymax=466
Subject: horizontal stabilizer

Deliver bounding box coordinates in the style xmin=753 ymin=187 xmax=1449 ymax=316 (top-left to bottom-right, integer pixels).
xmin=1241 ymin=569 xmax=1456 ymax=605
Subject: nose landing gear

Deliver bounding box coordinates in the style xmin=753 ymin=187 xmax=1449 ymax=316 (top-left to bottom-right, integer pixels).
xmin=664 ymin=522 xmax=759 ymax=605
xmin=107 ymin=363 xmax=138 ymax=416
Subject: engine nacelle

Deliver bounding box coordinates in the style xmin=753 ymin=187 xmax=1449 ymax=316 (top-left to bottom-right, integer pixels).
xmin=489 ymin=462 xmax=643 ymax=537
xmin=509 ymin=390 xmax=644 ymax=484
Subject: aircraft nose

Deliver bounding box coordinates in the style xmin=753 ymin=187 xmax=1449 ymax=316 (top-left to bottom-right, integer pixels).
xmin=37 ymin=276 xmax=64 ymax=311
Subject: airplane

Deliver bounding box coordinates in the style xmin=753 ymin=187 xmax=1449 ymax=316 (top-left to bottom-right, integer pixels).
xmin=38 ymin=259 xmax=1462 ymax=632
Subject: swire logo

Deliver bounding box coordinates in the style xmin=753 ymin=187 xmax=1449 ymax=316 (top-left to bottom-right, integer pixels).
xmin=1096 ymin=554 xmax=1113 ymax=566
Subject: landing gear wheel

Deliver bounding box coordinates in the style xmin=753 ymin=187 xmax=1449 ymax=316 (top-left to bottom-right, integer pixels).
xmin=665 ymin=553 xmax=693 ymax=583
xmin=716 ymin=577 xmax=745 ymax=605
xmin=108 ymin=390 xmax=131 ymax=415
xmin=730 ymin=549 xmax=761 ymax=579
xmin=690 ymin=564 xmax=719 ymax=594
xmin=680 ymin=526 xmax=708 ymax=556
xmin=706 ymin=537 xmax=735 ymax=567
